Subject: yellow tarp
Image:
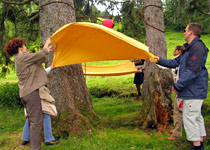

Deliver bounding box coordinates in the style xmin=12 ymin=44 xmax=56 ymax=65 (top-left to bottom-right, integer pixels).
xmin=82 ymin=61 xmax=138 ymax=76
xmin=51 ymin=22 xmax=156 ymax=68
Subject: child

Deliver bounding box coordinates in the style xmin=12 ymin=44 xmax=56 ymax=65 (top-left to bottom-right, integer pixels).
xmin=167 ymin=45 xmax=185 ymax=141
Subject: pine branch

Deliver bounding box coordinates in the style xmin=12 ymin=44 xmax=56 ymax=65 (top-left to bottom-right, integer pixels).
xmin=196 ymin=8 xmax=210 ymax=16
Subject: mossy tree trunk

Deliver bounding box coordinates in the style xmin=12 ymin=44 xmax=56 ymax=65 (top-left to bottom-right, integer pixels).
xmin=140 ymin=0 xmax=173 ymax=131
xmin=39 ymin=0 xmax=98 ymax=137
xmin=140 ymin=65 xmax=174 ymax=130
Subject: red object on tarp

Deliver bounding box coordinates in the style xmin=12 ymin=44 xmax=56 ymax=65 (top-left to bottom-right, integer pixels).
xmin=102 ymin=19 xmax=114 ymax=28
xmin=179 ymin=101 xmax=183 ymax=108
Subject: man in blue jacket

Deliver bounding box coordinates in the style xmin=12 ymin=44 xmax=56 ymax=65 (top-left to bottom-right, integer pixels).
xmin=151 ymin=23 xmax=208 ymax=150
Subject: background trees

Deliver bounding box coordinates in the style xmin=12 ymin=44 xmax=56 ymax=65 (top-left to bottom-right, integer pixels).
xmin=0 ymin=1 xmax=41 ymax=76
xmin=164 ymin=0 xmax=210 ymax=32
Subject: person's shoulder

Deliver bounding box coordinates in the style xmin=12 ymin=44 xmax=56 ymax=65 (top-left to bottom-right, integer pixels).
xmin=192 ymin=41 xmax=206 ymax=52
xmin=187 ymin=42 xmax=206 ymax=58
xmin=15 ymin=53 xmax=28 ymax=59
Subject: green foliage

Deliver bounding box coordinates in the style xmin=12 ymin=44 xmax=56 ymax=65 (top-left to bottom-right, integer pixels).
xmin=75 ymin=0 xmax=102 ymax=23
xmin=0 ymin=82 xmax=22 ymax=108
xmin=0 ymin=70 xmax=17 ymax=83
xmin=164 ymin=0 xmax=189 ymax=30
xmin=0 ymin=1 xmax=41 ymax=78
xmin=184 ymin=0 xmax=210 ymax=33
xmin=164 ymin=0 xmax=210 ymax=33
xmin=120 ymin=1 xmax=145 ymax=40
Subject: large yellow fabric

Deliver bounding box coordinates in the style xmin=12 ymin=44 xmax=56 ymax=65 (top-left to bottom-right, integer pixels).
xmin=51 ymin=22 xmax=156 ymax=67
xmin=82 ymin=61 xmax=138 ymax=76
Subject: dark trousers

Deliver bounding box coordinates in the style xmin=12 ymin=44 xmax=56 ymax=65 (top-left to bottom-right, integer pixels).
xmin=22 ymin=90 xmax=43 ymax=150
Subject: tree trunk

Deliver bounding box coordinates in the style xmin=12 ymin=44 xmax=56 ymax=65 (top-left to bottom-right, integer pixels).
xmin=140 ymin=0 xmax=173 ymax=131
xmin=0 ymin=5 xmax=5 ymax=44
xmin=0 ymin=4 xmax=6 ymax=56
xmin=0 ymin=4 xmax=11 ymax=76
xmin=39 ymin=0 xmax=98 ymax=137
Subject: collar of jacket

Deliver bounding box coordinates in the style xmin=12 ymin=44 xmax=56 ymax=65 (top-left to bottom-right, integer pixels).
xmin=184 ymin=37 xmax=201 ymax=51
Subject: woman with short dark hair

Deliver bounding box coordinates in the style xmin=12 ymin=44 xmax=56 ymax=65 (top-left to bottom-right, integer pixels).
xmin=4 ymin=37 xmax=53 ymax=150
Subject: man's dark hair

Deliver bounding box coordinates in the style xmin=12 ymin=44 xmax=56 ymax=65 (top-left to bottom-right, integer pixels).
xmin=188 ymin=23 xmax=202 ymax=37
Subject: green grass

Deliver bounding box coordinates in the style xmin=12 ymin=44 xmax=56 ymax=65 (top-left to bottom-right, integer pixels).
xmin=0 ymin=108 xmax=25 ymax=135
xmin=0 ymin=30 xmax=210 ymax=150
xmin=0 ymin=108 xmax=25 ymax=149
xmin=0 ymin=95 xmax=207 ymax=150
xmin=41 ymin=128 xmax=190 ymax=150
xmin=93 ymin=96 xmax=141 ymax=119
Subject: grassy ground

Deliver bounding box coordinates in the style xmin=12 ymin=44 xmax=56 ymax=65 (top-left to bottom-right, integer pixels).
xmin=0 ymin=98 xmax=193 ymax=150
xmin=0 ymin=31 xmax=210 ymax=150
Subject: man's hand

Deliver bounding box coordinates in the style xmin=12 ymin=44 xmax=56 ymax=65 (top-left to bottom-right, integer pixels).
xmin=149 ymin=56 xmax=159 ymax=63
xmin=138 ymin=69 xmax=143 ymax=73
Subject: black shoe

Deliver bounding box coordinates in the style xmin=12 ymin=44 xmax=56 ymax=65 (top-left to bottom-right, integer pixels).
xmin=192 ymin=146 xmax=202 ymax=150
xmin=136 ymin=92 xmax=141 ymax=100
xmin=45 ymin=140 xmax=58 ymax=145
xmin=21 ymin=140 xmax=29 ymax=145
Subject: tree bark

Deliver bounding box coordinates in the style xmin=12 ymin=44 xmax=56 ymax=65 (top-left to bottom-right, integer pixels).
xmin=140 ymin=0 xmax=173 ymax=131
xmin=0 ymin=3 xmax=12 ymax=76
xmin=39 ymin=0 xmax=98 ymax=137
xmin=0 ymin=4 xmax=6 ymax=54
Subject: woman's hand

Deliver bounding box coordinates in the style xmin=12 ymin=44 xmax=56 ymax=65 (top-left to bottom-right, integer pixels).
xmin=43 ymin=38 xmax=55 ymax=52
xmin=50 ymin=64 xmax=54 ymax=69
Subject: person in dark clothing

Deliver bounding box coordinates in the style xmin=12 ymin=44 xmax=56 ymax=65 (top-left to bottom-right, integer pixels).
xmin=150 ymin=23 xmax=208 ymax=150
xmin=133 ymin=59 xmax=145 ymax=99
